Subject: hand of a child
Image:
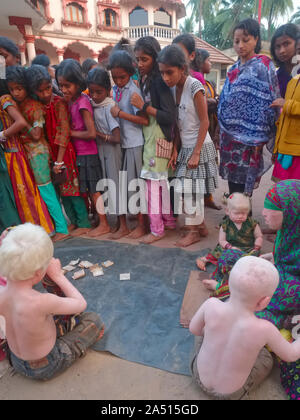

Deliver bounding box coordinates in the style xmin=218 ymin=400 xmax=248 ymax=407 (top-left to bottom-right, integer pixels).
xmin=111 ymin=105 xmax=121 ymax=118
xmin=187 ymin=152 xmax=200 ymax=170
xmin=168 ymin=149 xmax=178 ymax=170
xmin=131 ymin=93 xmax=144 ymax=110
xmin=0 ymin=131 xmax=6 ymax=142
xmin=270 ymin=98 xmax=285 ymax=108
xmin=46 ymin=258 xmax=63 ymax=281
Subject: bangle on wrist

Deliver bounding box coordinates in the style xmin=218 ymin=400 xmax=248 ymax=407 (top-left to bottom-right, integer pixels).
xmin=0 ymin=131 xmax=6 ymax=141
xmin=54 ymin=161 xmax=64 ymax=166
xmin=224 ymin=243 xmax=232 ymax=250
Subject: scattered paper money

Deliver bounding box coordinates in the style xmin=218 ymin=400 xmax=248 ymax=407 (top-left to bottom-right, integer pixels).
xmin=91 ymin=267 xmax=104 ymax=277
xmin=72 ymin=269 xmax=85 ymax=280
xmin=79 ymin=261 xmax=94 ymax=269
xmin=63 ymin=265 xmax=77 ymax=272
xmin=120 ymin=273 xmax=130 ymax=281
xmin=102 ymin=260 xmax=114 ymax=268
xmin=69 ymin=259 xmax=80 ymax=266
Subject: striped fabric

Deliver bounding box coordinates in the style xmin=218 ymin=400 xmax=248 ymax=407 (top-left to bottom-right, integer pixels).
xmin=0 ymin=95 xmax=54 ymax=234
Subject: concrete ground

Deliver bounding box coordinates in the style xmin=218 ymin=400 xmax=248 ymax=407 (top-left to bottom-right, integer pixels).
xmin=0 ymin=171 xmax=287 ymax=400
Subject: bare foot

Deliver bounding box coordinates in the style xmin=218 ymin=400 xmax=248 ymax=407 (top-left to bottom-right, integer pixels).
xmin=175 ymin=231 xmax=202 ymax=248
xmin=70 ymin=227 xmax=92 ymax=237
xmin=127 ymin=226 xmax=147 ymax=239
xmin=88 ymin=224 xmax=111 ymax=238
xmin=68 ymin=224 xmax=76 ymax=233
xmin=109 ymin=226 xmax=131 ymax=240
xmin=204 ymin=196 xmax=222 ymax=210
xmin=52 ymin=232 xmax=70 ymax=242
xmin=199 ymin=223 xmax=209 ymax=237
xmin=202 ymin=279 xmax=218 ymax=291
xmin=140 ymin=233 xmax=165 ymax=244
xmin=196 ymin=257 xmax=207 ymax=271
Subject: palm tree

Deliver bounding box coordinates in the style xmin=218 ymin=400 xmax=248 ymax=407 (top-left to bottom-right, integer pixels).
xmin=180 ymin=16 xmax=195 ymax=34
xmin=290 ymin=7 xmax=300 ymax=25
xmin=214 ymin=0 xmax=255 ymax=49
xmin=187 ymin=0 xmax=221 ymax=38
xmin=261 ymin=0 xmax=294 ymax=40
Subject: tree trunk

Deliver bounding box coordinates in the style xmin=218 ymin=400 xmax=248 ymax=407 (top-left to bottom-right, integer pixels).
xmin=199 ymin=0 xmax=203 ymax=38
xmin=267 ymin=3 xmax=274 ymax=41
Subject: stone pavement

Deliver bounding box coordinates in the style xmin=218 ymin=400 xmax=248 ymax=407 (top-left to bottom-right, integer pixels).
xmin=0 ymin=171 xmax=287 ymax=400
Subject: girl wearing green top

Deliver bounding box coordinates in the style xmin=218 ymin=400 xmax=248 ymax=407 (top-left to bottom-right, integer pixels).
xmin=131 ymin=36 xmax=177 ymax=244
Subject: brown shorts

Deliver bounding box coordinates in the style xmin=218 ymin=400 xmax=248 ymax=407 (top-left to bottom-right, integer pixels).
xmin=190 ymin=336 xmax=274 ymax=400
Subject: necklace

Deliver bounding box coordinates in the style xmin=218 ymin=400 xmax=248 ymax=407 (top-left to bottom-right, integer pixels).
xmin=114 ymin=87 xmax=123 ymax=103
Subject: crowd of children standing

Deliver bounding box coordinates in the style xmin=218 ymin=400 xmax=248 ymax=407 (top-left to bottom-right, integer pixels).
xmin=0 ymin=19 xmax=299 ymax=249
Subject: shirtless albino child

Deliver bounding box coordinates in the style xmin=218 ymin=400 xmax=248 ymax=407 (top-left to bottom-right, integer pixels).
xmin=0 ymin=223 xmax=104 ymax=380
xmin=190 ymin=256 xmax=300 ymax=399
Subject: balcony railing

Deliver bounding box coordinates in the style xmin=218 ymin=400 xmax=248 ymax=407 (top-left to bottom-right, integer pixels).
xmin=125 ymin=25 xmax=180 ymax=41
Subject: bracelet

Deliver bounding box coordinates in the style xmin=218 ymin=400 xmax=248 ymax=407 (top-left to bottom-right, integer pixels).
xmin=0 ymin=131 xmax=6 ymax=141
xmin=224 ymin=243 xmax=233 ymax=250
xmin=54 ymin=161 xmax=64 ymax=166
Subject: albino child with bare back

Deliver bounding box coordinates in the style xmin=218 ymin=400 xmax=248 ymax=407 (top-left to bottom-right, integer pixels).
xmin=190 ymin=256 xmax=300 ymax=400
xmin=0 ymin=223 xmax=104 ymax=380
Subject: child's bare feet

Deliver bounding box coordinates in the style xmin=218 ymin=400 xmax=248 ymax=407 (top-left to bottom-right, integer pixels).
xmin=68 ymin=224 xmax=76 ymax=233
xmin=109 ymin=226 xmax=131 ymax=240
xmin=70 ymin=227 xmax=92 ymax=237
xmin=196 ymin=257 xmax=207 ymax=271
xmin=52 ymin=232 xmax=70 ymax=242
xmin=140 ymin=233 xmax=165 ymax=244
xmin=202 ymin=279 xmax=218 ymax=291
xmin=88 ymin=224 xmax=110 ymax=238
xmin=175 ymin=231 xmax=201 ymax=248
xmin=127 ymin=225 xmax=147 ymax=239
xmin=199 ymin=222 xmax=209 ymax=237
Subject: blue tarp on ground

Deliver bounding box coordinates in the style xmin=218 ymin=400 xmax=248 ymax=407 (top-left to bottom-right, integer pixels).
xmin=53 ymin=238 xmax=208 ymax=376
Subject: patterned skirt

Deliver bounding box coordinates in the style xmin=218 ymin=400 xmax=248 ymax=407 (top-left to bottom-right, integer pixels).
xmin=175 ymin=140 xmax=218 ymax=195
xmin=219 ymin=130 xmax=271 ymax=195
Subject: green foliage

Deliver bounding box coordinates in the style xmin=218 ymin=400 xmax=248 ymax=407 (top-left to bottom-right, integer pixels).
xmin=290 ymin=7 xmax=300 ymax=25
xmin=182 ymin=0 xmax=296 ymax=49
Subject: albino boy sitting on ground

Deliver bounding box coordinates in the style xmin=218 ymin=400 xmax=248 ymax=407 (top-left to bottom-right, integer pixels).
xmin=190 ymin=256 xmax=300 ymax=400
xmin=0 ymin=223 xmax=104 ymax=380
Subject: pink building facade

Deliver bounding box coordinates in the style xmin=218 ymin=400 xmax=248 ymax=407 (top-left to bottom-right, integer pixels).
xmin=0 ymin=0 xmax=185 ymax=65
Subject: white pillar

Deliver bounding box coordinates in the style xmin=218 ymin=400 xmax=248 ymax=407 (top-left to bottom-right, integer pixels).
xmin=24 ymin=35 xmax=36 ymax=63
xmin=56 ymin=49 xmax=65 ymax=63
xmin=148 ymin=6 xmax=154 ymax=26
xmin=19 ymin=44 xmax=26 ymax=66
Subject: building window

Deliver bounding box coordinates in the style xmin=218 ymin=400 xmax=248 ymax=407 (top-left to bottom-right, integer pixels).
xmin=104 ymin=9 xmax=117 ymax=27
xmin=66 ymin=3 xmax=84 ymax=23
xmin=129 ymin=6 xmax=148 ymax=27
xmin=221 ymin=68 xmax=228 ymax=80
xmin=154 ymin=8 xmax=171 ymax=28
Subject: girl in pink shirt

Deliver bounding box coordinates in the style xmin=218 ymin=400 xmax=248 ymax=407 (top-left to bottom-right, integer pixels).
xmin=56 ymin=60 xmax=110 ymax=237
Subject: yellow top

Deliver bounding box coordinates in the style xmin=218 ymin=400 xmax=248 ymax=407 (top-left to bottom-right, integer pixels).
xmin=274 ymin=75 xmax=300 ymax=156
